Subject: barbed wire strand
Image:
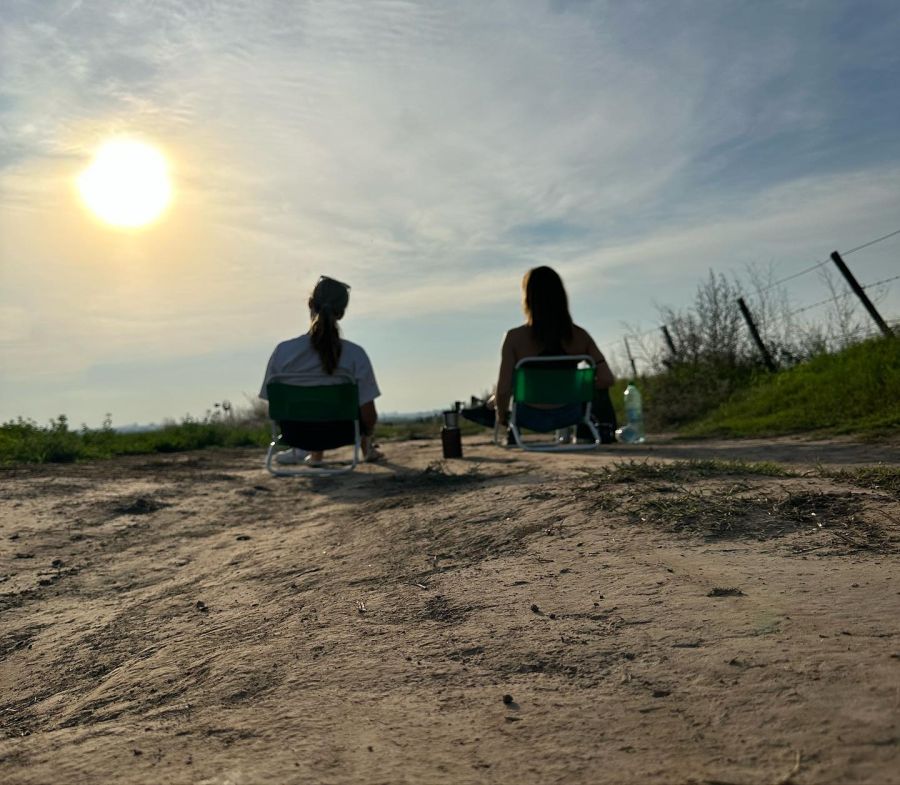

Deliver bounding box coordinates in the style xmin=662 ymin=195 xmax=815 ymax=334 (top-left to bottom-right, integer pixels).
xmin=841 ymin=227 xmax=900 ymax=256
xmin=787 ymin=290 xmax=852 ymax=318
xmin=786 ymin=272 xmax=900 ymax=319
xmin=623 ymin=227 xmax=900 ymax=341
xmin=861 ymin=272 xmax=900 ymax=290
xmin=754 ymin=258 xmax=830 ymax=296
xmin=747 ymin=226 xmax=900 ymax=298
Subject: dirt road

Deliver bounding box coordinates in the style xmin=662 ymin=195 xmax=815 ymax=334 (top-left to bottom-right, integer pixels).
xmin=1 ymin=437 xmax=898 ymax=784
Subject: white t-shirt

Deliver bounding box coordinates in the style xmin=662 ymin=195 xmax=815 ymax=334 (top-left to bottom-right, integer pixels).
xmin=260 ymin=334 xmax=381 ymax=406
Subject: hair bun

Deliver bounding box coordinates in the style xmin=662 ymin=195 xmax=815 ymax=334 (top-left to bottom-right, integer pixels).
xmin=312 ymin=276 xmax=350 ymax=315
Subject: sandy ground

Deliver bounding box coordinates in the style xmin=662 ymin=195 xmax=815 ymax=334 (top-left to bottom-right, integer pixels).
xmin=1 ymin=436 xmax=898 ymax=785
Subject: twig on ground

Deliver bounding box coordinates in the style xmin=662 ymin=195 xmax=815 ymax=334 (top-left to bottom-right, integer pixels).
xmin=773 ymin=750 xmax=802 ymax=785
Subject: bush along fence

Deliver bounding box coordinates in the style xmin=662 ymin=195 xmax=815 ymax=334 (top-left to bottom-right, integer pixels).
xmin=621 ymin=227 xmax=899 ymax=377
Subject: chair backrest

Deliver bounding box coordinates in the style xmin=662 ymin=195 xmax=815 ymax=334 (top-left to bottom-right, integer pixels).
xmin=512 ymin=356 xmax=595 ymax=405
xmin=266 ymin=381 xmax=359 ymax=422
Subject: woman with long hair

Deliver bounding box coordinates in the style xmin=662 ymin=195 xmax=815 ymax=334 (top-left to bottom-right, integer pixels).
xmin=475 ymin=266 xmax=616 ymax=440
xmin=260 ymin=275 xmax=383 ymax=465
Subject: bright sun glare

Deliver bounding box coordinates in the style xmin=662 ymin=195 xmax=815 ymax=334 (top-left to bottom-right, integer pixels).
xmin=78 ymin=140 xmax=173 ymax=228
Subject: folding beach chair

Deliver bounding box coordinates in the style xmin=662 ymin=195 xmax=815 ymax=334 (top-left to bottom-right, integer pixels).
xmin=264 ymin=373 xmax=361 ymax=477
xmin=498 ymin=355 xmax=601 ymax=451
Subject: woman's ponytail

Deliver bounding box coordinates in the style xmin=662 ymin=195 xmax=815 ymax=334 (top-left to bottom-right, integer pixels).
xmin=309 ymin=276 xmax=350 ymax=374
xmin=310 ymin=304 xmax=342 ymax=374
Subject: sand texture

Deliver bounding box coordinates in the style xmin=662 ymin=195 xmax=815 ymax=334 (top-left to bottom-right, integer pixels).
xmin=1 ymin=436 xmax=899 ymax=784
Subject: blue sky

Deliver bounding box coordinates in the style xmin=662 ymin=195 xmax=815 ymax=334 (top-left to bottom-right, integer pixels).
xmin=1 ymin=0 xmax=899 ymax=425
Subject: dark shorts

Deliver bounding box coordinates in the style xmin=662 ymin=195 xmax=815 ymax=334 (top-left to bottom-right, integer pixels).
xmin=461 ymin=388 xmax=618 ymax=443
xmin=515 ymin=403 xmax=583 ymax=432
xmin=278 ymin=416 xmax=367 ymax=451
xmin=462 ymin=389 xmax=618 ymax=431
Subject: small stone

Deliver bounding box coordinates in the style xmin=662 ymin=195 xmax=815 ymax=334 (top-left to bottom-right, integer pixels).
xmin=502 ymin=694 xmax=514 ymax=705
xmin=530 ymin=604 xmax=540 ymax=614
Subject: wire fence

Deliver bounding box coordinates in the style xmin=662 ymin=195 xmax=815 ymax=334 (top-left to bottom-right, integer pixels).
xmin=618 ymin=227 xmax=899 ymax=376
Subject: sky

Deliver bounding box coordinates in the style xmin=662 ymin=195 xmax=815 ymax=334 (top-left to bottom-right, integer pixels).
xmin=1 ymin=0 xmax=899 ymax=426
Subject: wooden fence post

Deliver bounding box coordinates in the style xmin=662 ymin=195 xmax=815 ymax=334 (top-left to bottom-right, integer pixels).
xmin=737 ymin=297 xmax=778 ymax=372
xmin=660 ymin=325 xmax=677 ymax=359
xmin=830 ymin=251 xmax=894 ymax=338
xmin=623 ymin=337 xmax=638 ymax=379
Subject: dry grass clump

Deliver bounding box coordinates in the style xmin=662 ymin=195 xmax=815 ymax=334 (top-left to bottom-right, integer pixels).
xmin=825 ymin=465 xmax=900 ymax=499
xmin=590 ymin=477 xmax=894 ymax=552
xmin=596 ymin=459 xmax=792 ymax=484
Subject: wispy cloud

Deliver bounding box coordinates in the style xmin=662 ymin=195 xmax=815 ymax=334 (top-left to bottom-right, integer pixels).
xmin=1 ymin=0 xmax=899 ymax=421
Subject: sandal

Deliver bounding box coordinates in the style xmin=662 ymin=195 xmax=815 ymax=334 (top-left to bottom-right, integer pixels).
xmin=364 ymin=444 xmax=385 ymax=463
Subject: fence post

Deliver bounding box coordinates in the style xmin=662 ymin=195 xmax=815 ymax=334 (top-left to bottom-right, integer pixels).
xmin=623 ymin=337 xmax=638 ymax=379
xmin=830 ymin=251 xmax=894 ymax=338
xmin=737 ymin=297 xmax=778 ymax=372
xmin=660 ymin=325 xmax=677 ymax=359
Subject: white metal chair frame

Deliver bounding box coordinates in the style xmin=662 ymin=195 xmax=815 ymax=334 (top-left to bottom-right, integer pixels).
xmin=497 ymin=355 xmax=601 ymax=452
xmin=265 ymin=372 xmax=361 ymax=477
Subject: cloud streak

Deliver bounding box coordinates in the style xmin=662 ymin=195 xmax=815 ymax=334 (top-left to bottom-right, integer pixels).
xmin=1 ymin=0 xmax=899 ymax=422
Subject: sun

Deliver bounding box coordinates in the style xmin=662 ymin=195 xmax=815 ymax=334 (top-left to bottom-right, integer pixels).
xmin=78 ymin=139 xmax=173 ymax=228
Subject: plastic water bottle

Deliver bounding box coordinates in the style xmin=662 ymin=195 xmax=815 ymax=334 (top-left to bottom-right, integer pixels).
xmin=623 ymin=382 xmax=645 ymax=443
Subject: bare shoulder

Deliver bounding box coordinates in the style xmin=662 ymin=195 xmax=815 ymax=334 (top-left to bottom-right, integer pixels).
xmin=571 ymin=324 xmax=597 ymax=349
xmin=503 ymin=324 xmax=531 ymax=345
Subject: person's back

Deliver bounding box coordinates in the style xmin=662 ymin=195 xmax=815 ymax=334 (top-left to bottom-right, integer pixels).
xmin=468 ymin=266 xmax=616 ymax=442
xmin=260 ymin=275 xmax=382 ymax=464
xmin=264 ymin=333 xmax=377 ymax=396
xmin=500 ymin=322 xmax=603 ymax=370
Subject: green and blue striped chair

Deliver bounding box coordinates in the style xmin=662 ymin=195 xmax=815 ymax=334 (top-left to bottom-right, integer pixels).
xmin=501 ymin=355 xmax=601 ymax=451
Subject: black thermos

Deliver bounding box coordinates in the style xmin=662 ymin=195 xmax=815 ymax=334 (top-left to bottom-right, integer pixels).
xmin=441 ymin=406 xmax=463 ymax=458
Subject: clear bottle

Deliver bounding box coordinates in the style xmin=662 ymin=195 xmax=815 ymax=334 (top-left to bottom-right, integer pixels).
xmin=623 ymin=382 xmax=645 ymax=443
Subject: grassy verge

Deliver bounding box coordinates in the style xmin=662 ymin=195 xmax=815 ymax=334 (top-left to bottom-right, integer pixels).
xmin=0 ymin=413 xmax=487 ymax=465
xmin=679 ymin=337 xmax=900 ymax=438
xmin=0 ymin=416 xmax=271 ymax=464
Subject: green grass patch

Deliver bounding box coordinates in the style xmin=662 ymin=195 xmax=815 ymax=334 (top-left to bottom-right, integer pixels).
xmin=0 ymin=416 xmax=270 ymax=465
xmin=680 ymin=337 xmax=900 ymax=438
xmin=0 ymin=412 xmax=487 ymax=464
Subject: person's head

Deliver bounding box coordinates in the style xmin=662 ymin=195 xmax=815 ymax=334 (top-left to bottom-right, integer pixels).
xmin=522 ymin=266 xmax=574 ymax=351
xmin=308 ymin=275 xmax=351 ymax=374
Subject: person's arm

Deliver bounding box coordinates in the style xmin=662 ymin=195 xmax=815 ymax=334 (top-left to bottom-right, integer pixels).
xmin=259 ymin=348 xmax=279 ymax=411
xmin=584 ymin=332 xmax=615 ymax=389
xmin=495 ymin=331 xmax=516 ymax=426
xmin=353 ymin=346 xmax=381 ymax=437
xmin=360 ymin=400 xmax=377 ymax=435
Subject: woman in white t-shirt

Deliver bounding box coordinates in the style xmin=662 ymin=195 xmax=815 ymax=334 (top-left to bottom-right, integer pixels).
xmin=260 ymin=276 xmax=383 ymax=465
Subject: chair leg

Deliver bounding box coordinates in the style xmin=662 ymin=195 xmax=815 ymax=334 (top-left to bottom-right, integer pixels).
xmin=265 ymin=440 xmax=279 ymax=476
xmin=265 ymin=425 xmax=364 ymax=476
xmin=510 ymin=415 xmax=601 ymax=453
xmin=508 ymin=422 xmax=526 ymax=449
